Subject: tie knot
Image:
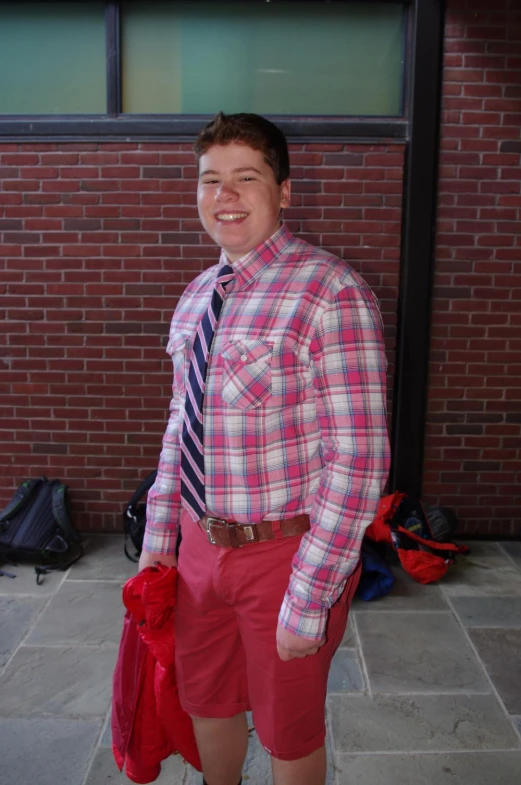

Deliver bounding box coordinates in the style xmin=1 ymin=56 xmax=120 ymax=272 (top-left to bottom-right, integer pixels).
xmin=216 ymin=264 xmax=235 ymax=287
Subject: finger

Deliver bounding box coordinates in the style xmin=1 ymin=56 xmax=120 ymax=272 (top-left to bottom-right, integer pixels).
xmin=277 ymin=646 xmax=294 ymax=662
xmin=287 ymin=648 xmax=319 ymax=659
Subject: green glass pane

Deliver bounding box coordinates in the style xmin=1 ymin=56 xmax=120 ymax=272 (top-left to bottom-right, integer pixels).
xmin=0 ymin=2 xmax=106 ymax=114
xmin=122 ymin=1 xmax=404 ymax=116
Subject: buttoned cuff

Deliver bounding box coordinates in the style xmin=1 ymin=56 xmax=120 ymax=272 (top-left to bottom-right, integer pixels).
xmin=278 ymin=594 xmax=328 ymax=641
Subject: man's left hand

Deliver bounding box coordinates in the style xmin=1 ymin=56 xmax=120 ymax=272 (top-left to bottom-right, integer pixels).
xmin=276 ymin=623 xmax=326 ymax=661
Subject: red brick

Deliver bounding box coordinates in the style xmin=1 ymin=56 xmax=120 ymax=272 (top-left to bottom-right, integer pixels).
xmin=445 ymin=68 xmax=485 ymax=82
xmin=463 ymin=83 xmax=503 ymax=97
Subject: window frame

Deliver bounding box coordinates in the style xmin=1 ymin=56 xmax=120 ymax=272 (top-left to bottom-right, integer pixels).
xmin=0 ymin=0 xmax=411 ymax=142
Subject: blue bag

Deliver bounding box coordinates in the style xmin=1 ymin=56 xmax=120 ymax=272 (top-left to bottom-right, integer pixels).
xmin=356 ymin=540 xmax=395 ymax=601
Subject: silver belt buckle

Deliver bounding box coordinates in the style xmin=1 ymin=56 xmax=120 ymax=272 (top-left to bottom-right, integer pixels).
xmin=205 ymin=516 xmax=226 ymax=545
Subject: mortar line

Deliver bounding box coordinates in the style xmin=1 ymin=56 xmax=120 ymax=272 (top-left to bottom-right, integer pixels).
xmin=353 ymin=608 xmax=453 ymax=614
xmin=497 ymin=542 xmax=521 ymax=574
xmin=326 ymin=689 xmax=493 ymax=696
xmin=349 ymin=613 xmax=372 ymax=698
xmin=19 ymin=641 xmax=119 ymax=649
xmin=335 ymin=747 xmax=521 ymax=757
xmin=65 ymin=578 xmax=131 ymax=584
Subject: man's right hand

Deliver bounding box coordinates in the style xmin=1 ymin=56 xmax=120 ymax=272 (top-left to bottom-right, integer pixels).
xmin=138 ymin=550 xmax=178 ymax=573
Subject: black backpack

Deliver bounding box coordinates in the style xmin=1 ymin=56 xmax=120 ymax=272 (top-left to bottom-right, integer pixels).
xmin=0 ymin=477 xmax=83 ymax=584
xmin=123 ymin=470 xmax=157 ymax=563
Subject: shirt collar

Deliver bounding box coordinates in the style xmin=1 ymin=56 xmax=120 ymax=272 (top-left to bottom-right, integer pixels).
xmin=218 ymin=223 xmax=294 ymax=287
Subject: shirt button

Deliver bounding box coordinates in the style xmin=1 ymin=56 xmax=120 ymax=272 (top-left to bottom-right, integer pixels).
xmin=241 ymin=354 xmax=248 ymax=362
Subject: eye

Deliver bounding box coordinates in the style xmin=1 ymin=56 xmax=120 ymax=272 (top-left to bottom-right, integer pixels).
xmin=202 ymin=179 xmax=219 ymax=185
xmin=240 ymin=176 xmax=255 ymax=182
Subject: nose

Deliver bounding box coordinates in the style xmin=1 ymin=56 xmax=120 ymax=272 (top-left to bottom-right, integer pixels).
xmin=216 ymin=180 xmax=239 ymax=202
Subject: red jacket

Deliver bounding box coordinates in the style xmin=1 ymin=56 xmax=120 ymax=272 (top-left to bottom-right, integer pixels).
xmin=111 ymin=564 xmax=201 ymax=783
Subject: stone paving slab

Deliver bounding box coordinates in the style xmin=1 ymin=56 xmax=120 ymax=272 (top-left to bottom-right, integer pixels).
xmin=328 ymin=648 xmax=364 ymax=692
xmin=0 ymin=717 xmax=102 ymax=785
xmin=0 ymin=645 xmax=117 ymax=718
xmin=356 ymin=611 xmax=490 ymax=693
xmin=27 ymin=580 xmax=124 ymax=646
xmin=450 ymin=596 xmax=521 ymax=627
xmin=468 ymin=628 xmax=521 ymax=714
xmin=68 ymin=535 xmax=137 ymax=582
xmin=328 ymin=693 xmax=520 ymax=752
xmin=353 ymin=566 xmax=448 ymax=611
xmin=0 ymin=561 xmax=65 ymax=596
xmin=441 ymin=543 xmax=521 ymax=597
xmin=335 ymin=751 xmax=521 ymax=785
xmin=500 ymin=542 xmax=521 ymax=571
xmin=0 ymin=595 xmax=46 ymax=668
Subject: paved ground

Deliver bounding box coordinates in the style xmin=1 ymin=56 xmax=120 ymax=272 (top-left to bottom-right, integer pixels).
xmin=1 ymin=536 xmax=521 ymax=785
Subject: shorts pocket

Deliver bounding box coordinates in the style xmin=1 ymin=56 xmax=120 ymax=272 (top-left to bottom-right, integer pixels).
xmin=221 ymin=339 xmax=273 ymax=411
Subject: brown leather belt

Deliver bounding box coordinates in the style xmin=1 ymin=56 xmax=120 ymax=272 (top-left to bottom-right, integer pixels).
xmin=199 ymin=513 xmax=310 ymax=548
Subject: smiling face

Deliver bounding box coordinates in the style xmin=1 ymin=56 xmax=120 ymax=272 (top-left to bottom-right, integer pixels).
xmin=197 ymin=142 xmax=291 ymax=262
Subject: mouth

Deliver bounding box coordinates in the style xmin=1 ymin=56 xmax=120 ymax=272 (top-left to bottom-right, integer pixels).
xmin=214 ymin=212 xmax=249 ymax=223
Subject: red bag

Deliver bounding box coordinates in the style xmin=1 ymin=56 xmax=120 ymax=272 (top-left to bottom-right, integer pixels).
xmin=365 ymin=492 xmax=469 ymax=584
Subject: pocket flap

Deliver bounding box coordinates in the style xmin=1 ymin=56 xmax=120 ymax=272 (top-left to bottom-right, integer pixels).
xmin=221 ymin=340 xmax=273 ymax=364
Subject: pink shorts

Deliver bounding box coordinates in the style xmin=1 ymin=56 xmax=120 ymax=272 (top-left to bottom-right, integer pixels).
xmin=174 ymin=509 xmax=361 ymax=761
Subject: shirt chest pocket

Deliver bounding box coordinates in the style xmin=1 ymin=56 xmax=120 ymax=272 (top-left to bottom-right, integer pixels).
xmin=221 ymin=340 xmax=273 ymax=411
xmin=167 ymin=334 xmax=190 ymax=395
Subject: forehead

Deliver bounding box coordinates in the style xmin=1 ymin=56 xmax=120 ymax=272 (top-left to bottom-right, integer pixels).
xmin=198 ymin=142 xmax=268 ymax=173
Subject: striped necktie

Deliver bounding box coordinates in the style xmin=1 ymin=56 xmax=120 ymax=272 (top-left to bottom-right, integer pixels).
xmin=180 ymin=264 xmax=235 ymax=521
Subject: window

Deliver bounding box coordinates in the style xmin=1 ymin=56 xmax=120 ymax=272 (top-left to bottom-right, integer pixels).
xmin=121 ymin=1 xmax=404 ymax=116
xmin=0 ymin=2 xmax=106 ymax=114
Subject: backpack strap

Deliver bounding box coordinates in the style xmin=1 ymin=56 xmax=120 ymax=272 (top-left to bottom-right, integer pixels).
xmin=395 ymin=525 xmax=470 ymax=555
xmin=34 ymin=482 xmax=83 ymax=585
xmin=0 ymin=478 xmax=46 ymax=524
xmin=51 ymin=482 xmax=82 ymax=543
xmin=34 ymin=551 xmax=83 ymax=585
xmin=124 ymin=538 xmax=140 ymax=564
xmin=126 ymin=470 xmax=158 ymax=515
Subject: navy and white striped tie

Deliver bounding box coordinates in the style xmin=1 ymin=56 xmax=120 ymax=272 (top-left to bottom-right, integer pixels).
xmin=180 ymin=264 xmax=235 ymax=520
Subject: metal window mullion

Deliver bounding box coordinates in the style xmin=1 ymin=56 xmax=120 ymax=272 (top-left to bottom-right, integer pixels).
xmin=105 ymin=0 xmax=121 ymax=116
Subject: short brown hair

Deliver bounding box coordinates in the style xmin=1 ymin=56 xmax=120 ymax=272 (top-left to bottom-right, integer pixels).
xmin=194 ymin=112 xmax=290 ymax=185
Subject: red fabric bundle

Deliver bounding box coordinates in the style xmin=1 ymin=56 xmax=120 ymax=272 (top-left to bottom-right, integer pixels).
xmin=366 ymin=492 xmax=469 ymax=584
xmin=112 ymin=564 xmax=202 ymax=783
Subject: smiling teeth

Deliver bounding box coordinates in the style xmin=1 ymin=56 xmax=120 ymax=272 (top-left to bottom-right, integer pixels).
xmin=218 ymin=213 xmax=247 ymax=221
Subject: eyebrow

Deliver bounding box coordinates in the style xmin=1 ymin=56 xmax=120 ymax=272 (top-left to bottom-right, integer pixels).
xmin=199 ymin=166 xmax=263 ymax=177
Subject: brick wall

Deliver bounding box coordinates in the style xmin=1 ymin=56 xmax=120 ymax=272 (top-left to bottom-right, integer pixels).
xmin=422 ymin=0 xmax=521 ymax=535
xmin=0 ymin=142 xmax=403 ymax=531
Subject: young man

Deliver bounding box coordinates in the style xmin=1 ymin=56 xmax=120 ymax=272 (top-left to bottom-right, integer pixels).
xmin=139 ymin=113 xmax=390 ymax=785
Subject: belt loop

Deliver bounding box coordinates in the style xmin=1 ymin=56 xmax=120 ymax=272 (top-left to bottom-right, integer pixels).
xmin=271 ymin=520 xmax=283 ymax=540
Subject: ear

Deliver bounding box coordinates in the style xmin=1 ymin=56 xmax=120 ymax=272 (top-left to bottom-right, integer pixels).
xmin=280 ymin=179 xmax=291 ymax=209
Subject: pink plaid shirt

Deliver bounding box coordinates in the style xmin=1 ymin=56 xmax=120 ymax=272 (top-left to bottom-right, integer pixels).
xmin=144 ymin=224 xmax=390 ymax=640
